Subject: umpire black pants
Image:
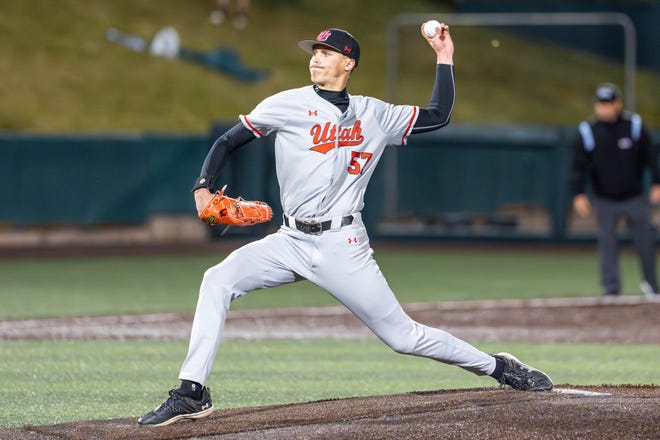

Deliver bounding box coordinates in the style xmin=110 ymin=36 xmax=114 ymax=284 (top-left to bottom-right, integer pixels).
xmin=594 ymin=194 xmax=658 ymax=295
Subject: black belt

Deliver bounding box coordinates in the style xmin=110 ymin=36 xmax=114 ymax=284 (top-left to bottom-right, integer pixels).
xmin=284 ymin=215 xmax=354 ymax=235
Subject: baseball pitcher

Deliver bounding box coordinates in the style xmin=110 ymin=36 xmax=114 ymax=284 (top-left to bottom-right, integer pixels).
xmin=138 ymin=22 xmax=553 ymax=427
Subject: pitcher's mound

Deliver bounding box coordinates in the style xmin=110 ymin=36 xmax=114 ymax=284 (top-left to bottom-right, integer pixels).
xmin=7 ymin=385 xmax=659 ymax=440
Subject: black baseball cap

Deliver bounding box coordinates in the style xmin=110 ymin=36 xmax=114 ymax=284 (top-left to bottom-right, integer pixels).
xmin=594 ymin=83 xmax=622 ymax=102
xmin=298 ymin=28 xmax=360 ymax=68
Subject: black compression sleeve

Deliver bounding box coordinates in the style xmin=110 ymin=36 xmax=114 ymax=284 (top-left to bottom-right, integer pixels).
xmin=411 ymin=64 xmax=455 ymax=134
xmin=192 ymin=123 xmax=256 ymax=190
xmin=569 ymin=133 xmax=588 ymax=196
xmin=641 ymin=129 xmax=660 ymax=184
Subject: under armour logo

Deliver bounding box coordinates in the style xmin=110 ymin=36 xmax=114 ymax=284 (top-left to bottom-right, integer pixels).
xmin=344 ymin=46 xmax=352 ymax=55
xmin=308 ymin=110 xmax=318 ymax=116
xmin=347 ymin=237 xmax=358 ymax=244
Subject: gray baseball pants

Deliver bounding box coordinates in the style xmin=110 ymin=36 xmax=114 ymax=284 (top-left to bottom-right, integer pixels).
xmin=178 ymin=214 xmax=496 ymax=385
xmin=594 ymin=194 xmax=658 ymax=294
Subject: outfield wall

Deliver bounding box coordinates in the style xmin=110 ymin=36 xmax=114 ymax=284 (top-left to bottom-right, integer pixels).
xmin=2 ymin=124 xmax=658 ymax=242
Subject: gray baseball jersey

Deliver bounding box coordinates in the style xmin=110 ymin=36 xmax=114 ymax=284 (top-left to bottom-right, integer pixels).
xmin=239 ymin=85 xmax=417 ymax=219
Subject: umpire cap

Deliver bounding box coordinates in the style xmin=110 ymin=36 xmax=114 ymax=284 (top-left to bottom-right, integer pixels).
xmin=298 ymin=28 xmax=360 ymax=68
xmin=594 ymin=83 xmax=622 ymax=102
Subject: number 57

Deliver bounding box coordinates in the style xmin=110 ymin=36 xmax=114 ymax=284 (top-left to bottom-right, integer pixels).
xmin=347 ymin=151 xmax=373 ymax=175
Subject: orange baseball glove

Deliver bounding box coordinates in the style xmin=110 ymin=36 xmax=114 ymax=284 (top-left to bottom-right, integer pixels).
xmin=199 ymin=185 xmax=273 ymax=226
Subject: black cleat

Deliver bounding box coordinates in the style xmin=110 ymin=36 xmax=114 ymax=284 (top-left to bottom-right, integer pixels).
xmin=138 ymin=386 xmax=214 ymax=426
xmin=493 ymin=352 xmax=553 ymax=391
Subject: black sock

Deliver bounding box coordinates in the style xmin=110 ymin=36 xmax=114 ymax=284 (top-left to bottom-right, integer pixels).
xmin=179 ymin=379 xmax=203 ymax=399
xmin=489 ymin=357 xmax=505 ymax=380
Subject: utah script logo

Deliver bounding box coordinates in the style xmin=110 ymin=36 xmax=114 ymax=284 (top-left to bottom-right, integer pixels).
xmin=309 ymin=120 xmax=364 ymax=154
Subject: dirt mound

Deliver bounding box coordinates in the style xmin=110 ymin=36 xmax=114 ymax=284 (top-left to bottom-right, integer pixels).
xmin=5 ymin=386 xmax=658 ymax=439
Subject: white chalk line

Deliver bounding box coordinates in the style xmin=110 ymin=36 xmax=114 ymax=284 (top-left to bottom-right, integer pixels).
xmin=553 ymin=388 xmax=611 ymax=396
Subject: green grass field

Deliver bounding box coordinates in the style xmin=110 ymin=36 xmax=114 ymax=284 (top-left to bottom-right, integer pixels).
xmin=1 ymin=339 xmax=658 ymax=429
xmin=0 ymin=247 xmax=652 ymax=319
xmin=1 ymin=248 xmax=659 ymax=429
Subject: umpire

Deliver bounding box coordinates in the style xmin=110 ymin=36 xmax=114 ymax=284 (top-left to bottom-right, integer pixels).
xmin=570 ymin=83 xmax=660 ymax=300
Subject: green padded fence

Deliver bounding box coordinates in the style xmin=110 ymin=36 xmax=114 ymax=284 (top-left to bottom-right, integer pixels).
xmin=2 ymin=132 xmax=208 ymax=225
xmin=2 ymin=124 xmax=657 ymax=241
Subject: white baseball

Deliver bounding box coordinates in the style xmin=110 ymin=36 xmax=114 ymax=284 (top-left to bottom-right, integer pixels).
xmin=423 ymin=20 xmax=441 ymax=38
